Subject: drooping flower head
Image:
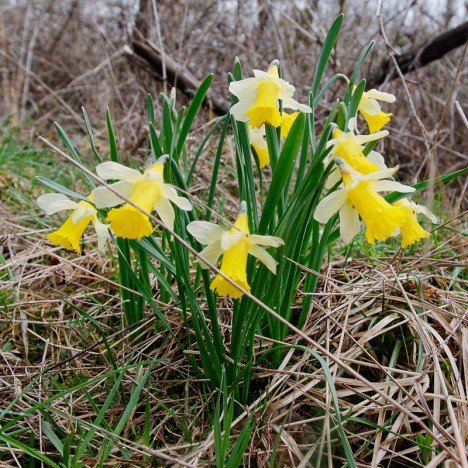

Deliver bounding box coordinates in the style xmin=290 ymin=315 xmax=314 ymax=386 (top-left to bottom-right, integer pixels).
xmin=249 ymin=112 xmax=300 ymax=169
xmin=354 ymin=87 xmax=396 ymax=133
xmin=37 ymin=193 xmax=110 ymax=254
xmin=314 ymin=159 xmax=416 ymax=244
xmin=249 ymin=125 xmax=270 ymax=169
xmin=324 ymin=119 xmax=389 ymax=187
xmin=393 ymin=198 xmax=437 ymax=247
xmin=187 ymin=202 xmax=284 ymax=299
xmin=92 ymin=155 xmax=192 ymax=240
xmin=229 ymin=61 xmax=311 ymax=129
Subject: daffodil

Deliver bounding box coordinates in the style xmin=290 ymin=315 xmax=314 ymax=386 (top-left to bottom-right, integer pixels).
xmin=187 ymin=202 xmax=284 ymax=299
xmin=249 ymin=112 xmax=299 ymax=169
xmin=314 ymin=159 xmax=415 ymax=244
xmin=324 ymin=119 xmax=389 ymax=187
xmin=229 ymin=62 xmax=311 ymax=129
xmin=249 ymin=125 xmax=270 ymax=168
xmin=37 ymin=193 xmax=110 ymax=254
xmin=393 ymin=198 xmax=437 ymax=247
xmin=355 ymin=87 xmax=396 ymax=133
xmin=91 ymin=155 xmax=192 ymax=240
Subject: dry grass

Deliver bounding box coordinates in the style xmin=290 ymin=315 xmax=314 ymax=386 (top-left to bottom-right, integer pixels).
xmin=1 ymin=193 xmax=467 ymax=465
xmin=1 ymin=0 xmax=467 ymax=466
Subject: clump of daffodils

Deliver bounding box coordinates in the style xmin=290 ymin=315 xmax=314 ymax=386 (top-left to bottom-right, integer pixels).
xmin=37 ymin=193 xmax=110 ymax=254
xmin=187 ymin=202 xmax=284 ymax=299
xmin=91 ymin=155 xmax=192 ymax=240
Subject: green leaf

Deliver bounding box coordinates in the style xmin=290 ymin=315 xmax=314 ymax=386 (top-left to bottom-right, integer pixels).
xmin=259 ymin=113 xmax=305 ymax=234
xmin=176 ymin=74 xmax=214 ymax=158
xmin=311 ymin=14 xmax=343 ymax=97
xmin=36 ymin=176 xmax=90 ymax=203
xmin=106 ymin=107 xmax=118 ymax=162
xmin=385 ymin=166 xmax=468 ymax=203
xmin=81 ymin=107 xmax=102 ymax=163
xmin=0 ymin=433 xmax=61 ymax=468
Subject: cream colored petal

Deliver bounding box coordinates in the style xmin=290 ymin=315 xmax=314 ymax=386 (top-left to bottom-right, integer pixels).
xmin=347 ymin=117 xmax=358 ymax=133
xmin=359 ymin=97 xmax=381 ymax=115
xmin=248 ymin=234 xmax=284 ymax=247
xmin=91 ymin=181 xmax=135 ymax=208
xmin=412 ymin=203 xmax=437 ymax=223
xmin=96 ymin=161 xmax=143 ymax=182
xmin=249 ymin=244 xmax=277 ymax=273
xmin=360 ymin=166 xmax=398 ymax=181
xmin=352 ymin=129 xmax=389 ymax=144
xmin=373 ymin=180 xmax=415 ymax=193
xmin=367 ymin=151 xmax=387 ymax=170
xmin=314 ymin=189 xmax=348 ymax=224
xmin=72 ymin=204 xmax=96 ymax=223
xmin=325 ymin=165 xmax=342 ymax=189
xmin=187 ymin=221 xmax=226 ymax=245
xmin=160 ymin=184 xmax=192 ymax=211
xmin=197 ymin=241 xmax=223 ymax=269
xmin=252 ymin=69 xmax=278 ymax=81
xmin=221 ymin=230 xmax=246 ymax=251
xmin=93 ymin=219 xmax=111 ymax=251
xmin=154 ymin=197 xmax=175 ymax=231
xmin=339 ymin=203 xmax=361 ymax=244
xmin=249 ymin=125 xmax=267 ymax=149
xmin=281 ymin=96 xmax=312 ymax=113
xmin=37 ymin=193 xmax=78 ymax=214
xmin=230 ymin=92 xmax=258 ymax=122
xmin=365 ymin=89 xmax=396 ymax=103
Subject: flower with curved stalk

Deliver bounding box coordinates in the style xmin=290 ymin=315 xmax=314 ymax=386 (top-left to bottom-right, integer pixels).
xmin=229 ymin=62 xmax=311 ymax=129
xmin=393 ymin=198 xmax=437 ymax=247
xmin=249 ymin=112 xmax=300 ymax=169
xmin=324 ymin=120 xmax=390 ymax=187
xmin=314 ymin=159 xmax=415 ymax=244
xmin=37 ymin=193 xmax=110 ymax=254
xmin=187 ymin=202 xmax=284 ymax=299
xmin=249 ymin=125 xmax=270 ymax=168
xmin=91 ymin=155 xmax=192 ymax=240
xmin=355 ymin=87 xmax=396 ymax=133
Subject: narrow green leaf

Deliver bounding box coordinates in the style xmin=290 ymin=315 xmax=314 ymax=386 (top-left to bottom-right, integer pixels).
xmin=106 ymin=107 xmax=118 ymax=162
xmin=82 ymin=107 xmax=103 ymax=163
xmin=311 ymin=14 xmax=343 ymax=96
xmin=176 ymin=74 xmax=214 ymax=158
xmin=36 ymin=176 xmax=90 ymax=202
xmin=259 ymin=113 xmax=305 ymax=233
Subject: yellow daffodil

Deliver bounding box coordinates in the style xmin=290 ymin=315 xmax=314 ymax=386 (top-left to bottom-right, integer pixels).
xmin=249 ymin=112 xmax=299 ymax=169
xmin=229 ymin=62 xmax=311 ymax=129
xmin=314 ymin=159 xmax=415 ymax=244
xmin=187 ymin=202 xmax=284 ymax=299
xmin=92 ymin=155 xmax=192 ymax=240
xmin=280 ymin=112 xmax=299 ymax=138
xmin=355 ymin=87 xmax=396 ymax=133
xmin=37 ymin=193 xmax=110 ymax=254
xmin=324 ymin=119 xmax=389 ymax=187
xmin=249 ymin=125 xmax=270 ymax=168
xmin=393 ymin=198 xmax=437 ymax=247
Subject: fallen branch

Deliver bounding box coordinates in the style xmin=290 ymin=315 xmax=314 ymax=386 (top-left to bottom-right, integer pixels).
xmin=368 ymin=21 xmax=468 ymax=87
xmin=129 ymin=39 xmax=229 ymax=116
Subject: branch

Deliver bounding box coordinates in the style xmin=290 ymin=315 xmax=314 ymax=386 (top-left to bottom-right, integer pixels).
xmin=368 ymin=21 xmax=468 ymax=87
xmin=130 ymin=39 xmax=229 ymax=116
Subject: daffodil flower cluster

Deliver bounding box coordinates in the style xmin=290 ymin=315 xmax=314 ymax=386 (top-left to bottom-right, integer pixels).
xmin=37 ymin=155 xmax=192 ymax=252
xmin=315 ymin=88 xmax=437 ymax=247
